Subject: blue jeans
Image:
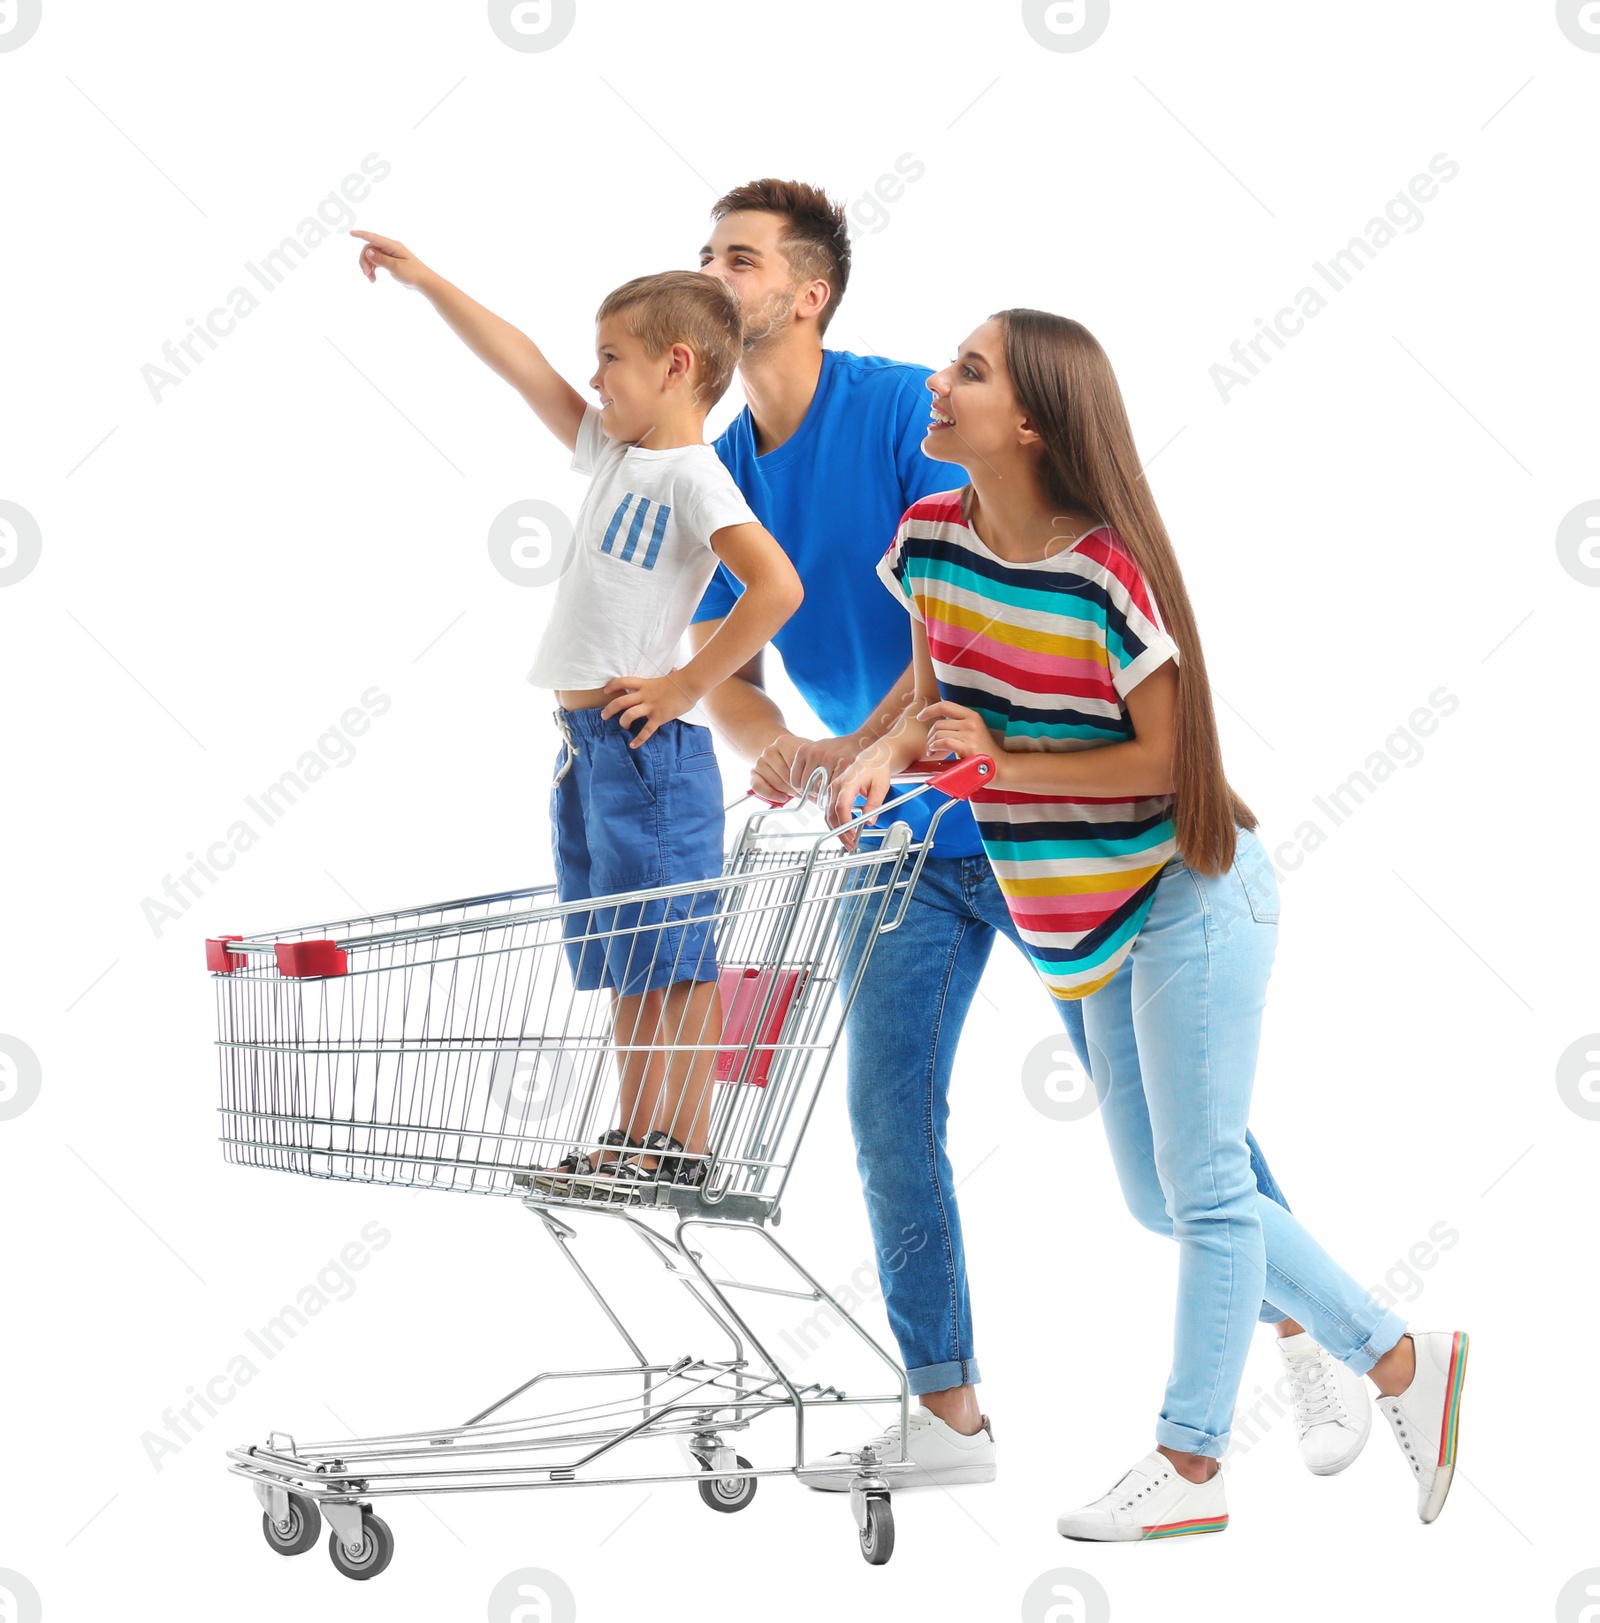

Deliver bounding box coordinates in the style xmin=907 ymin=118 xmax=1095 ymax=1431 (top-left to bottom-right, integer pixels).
xmin=841 ymin=851 xmax=1291 ymax=1401
xmin=1083 ymin=826 xmax=1406 ymax=1455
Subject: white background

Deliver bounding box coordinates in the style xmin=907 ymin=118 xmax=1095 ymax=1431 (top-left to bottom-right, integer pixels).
xmin=2 ymin=2 xmax=1595 ymax=1619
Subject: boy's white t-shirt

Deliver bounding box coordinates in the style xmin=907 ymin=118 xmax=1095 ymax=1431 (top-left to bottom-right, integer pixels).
xmin=525 ymin=404 xmax=758 ymax=711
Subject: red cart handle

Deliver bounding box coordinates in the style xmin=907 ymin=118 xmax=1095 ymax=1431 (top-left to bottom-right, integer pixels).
xmin=750 ymin=753 xmax=995 ymax=810
xmin=894 ymin=755 xmax=995 ymax=800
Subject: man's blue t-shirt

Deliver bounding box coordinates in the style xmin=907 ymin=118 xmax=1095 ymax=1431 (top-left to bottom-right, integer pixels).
xmin=693 ymin=349 xmax=983 ymax=855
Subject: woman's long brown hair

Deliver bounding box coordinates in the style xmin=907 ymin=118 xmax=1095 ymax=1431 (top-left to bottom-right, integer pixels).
xmin=991 ymin=307 xmax=1255 ymax=875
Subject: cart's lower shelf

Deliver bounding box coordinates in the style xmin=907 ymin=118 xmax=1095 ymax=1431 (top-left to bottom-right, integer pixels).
xmin=229 ymin=1200 xmax=914 ymax=1577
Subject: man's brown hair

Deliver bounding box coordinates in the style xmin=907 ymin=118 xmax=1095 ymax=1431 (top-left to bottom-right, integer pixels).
xmin=710 ymin=178 xmax=852 ymax=334
xmin=595 ymin=270 xmax=742 ymax=406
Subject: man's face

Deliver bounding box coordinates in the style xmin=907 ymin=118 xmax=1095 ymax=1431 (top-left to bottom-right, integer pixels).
xmin=699 ymin=211 xmax=799 ymax=352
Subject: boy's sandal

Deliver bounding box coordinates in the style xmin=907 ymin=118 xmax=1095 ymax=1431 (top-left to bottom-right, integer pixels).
xmin=610 ymin=1130 xmax=709 ymax=1188
xmin=527 ymin=1129 xmax=640 ymax=1189
xmin=566 ymin=1127 xmax=642 ymax=1177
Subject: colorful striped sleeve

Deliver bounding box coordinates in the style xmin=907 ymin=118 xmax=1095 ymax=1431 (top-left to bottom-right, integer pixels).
xmin=1076 ymin=532 xmax=1181 ymax=700
xmin=874 ymin=512 xmax=925 ymax=622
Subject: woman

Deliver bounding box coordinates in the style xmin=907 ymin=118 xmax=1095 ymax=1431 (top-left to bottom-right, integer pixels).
xmin=828 ymin=309 xmax=1467 ymax=1538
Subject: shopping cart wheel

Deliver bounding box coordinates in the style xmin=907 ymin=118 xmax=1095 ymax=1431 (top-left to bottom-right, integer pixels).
xmin=858 ymin=1496 xmax=894 ymax=1565
xmin=326 ymin=1509 xmax=394 ymax=1580
xmin=261 ymin=1492 xmax=321 ymax=1556
xmin=696 ymin=1455 xmax=757 ymax=1513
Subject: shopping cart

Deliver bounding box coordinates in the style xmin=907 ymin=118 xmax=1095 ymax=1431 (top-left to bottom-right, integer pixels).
xmin=213 ymin=755 xmax=994 ymax=1579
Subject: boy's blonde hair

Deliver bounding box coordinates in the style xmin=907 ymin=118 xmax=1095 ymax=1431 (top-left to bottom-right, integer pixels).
xmin=595 ymin=270 xmax=741 ymax=407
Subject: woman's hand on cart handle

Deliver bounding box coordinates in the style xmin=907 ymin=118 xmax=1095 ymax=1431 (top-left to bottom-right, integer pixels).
xmin=826 ymin=758 xmax=894 ymax=850
xmin=919 ymin=701 xmax=1005 ymax=780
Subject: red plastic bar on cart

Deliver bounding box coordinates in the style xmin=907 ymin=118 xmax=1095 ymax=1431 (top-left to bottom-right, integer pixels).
xmin=206 ymin=935 xmax=245 ymax=973
xmin=715 ymin=966 xmax=806 ymax=1087
xmin=898 ymin=754 xmax=995 ymax=800
xmin=753 ymin=752 xmax=996 ymax=809
xmin=273 ymin=940 xmax=349 ymax=978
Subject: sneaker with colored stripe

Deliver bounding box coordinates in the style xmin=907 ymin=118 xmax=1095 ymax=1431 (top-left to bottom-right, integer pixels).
xmin=1056 ymin=1450 xmax=1228 ymax=1542
xmin=1376 ymin=1329 xmax=1469 ymax=1523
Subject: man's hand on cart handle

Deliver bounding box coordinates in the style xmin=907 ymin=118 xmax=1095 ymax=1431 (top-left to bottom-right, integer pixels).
xmin=750 ymin=717 xmax=1000 ymax=832
xmin=749 ymin=732 xmax=862 ymax=805
xmin=821 ymin=751 xmax=996 ymax=849
xmin=750 ymin=730 xmax=807 ymax=803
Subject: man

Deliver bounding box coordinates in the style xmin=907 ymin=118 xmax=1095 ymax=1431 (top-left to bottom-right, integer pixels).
xmin=687 ymin=181 xmax=1327 ymax=1491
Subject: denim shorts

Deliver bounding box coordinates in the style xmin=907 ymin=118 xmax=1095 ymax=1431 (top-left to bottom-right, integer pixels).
xmin=549 ymin=706 xmax=724 ymax=995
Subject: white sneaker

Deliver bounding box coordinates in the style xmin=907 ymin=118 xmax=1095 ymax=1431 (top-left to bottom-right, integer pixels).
xmin=1376 ymin=1330 xmax=1469 ymax=1523
xmin=1276 ymin=1331 xmax=1371 ymax=1475
xmin=1057 ymin=1449 xmax=1229 ymax=1542
xmin=800 ymin=1408 xmax=996 ymax=1492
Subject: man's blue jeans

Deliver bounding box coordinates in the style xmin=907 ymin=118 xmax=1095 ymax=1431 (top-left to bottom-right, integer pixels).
xmin=839 ymin=852 xmax=1292 ymax=1400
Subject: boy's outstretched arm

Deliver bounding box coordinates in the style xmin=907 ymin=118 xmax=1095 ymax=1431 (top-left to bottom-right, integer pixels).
xmin=351 ymin=230 xmax=586 ymax=452
xmin=601 ymin=524 xmax=803 ymax=747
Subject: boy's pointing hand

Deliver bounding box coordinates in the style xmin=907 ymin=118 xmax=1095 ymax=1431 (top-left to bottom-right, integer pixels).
xmin=351 ymin=230 xmax=433 ymax=290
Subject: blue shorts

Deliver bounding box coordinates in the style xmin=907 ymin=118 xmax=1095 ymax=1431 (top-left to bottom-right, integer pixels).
xmin=549 ymin=707 xmax=724 ymax=996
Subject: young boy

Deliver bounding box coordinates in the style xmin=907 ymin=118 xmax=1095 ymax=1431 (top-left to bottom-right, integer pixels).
xmin=352 ymin=232 xmax=802 ymax=1199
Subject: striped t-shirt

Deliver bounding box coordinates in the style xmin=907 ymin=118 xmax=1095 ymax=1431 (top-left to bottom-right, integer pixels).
xmin=877 ymin=490 xmax=1182 ymax=1000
